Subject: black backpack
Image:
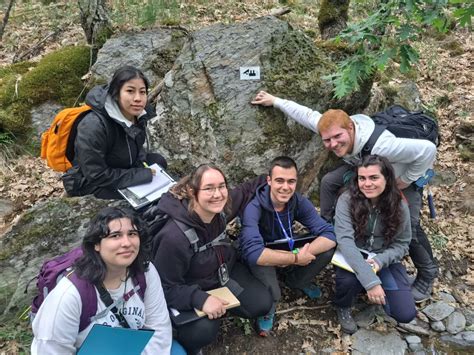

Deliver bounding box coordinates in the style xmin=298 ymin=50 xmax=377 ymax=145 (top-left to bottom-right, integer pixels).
xmin=362 ymin=105 xmax=440 ymax=156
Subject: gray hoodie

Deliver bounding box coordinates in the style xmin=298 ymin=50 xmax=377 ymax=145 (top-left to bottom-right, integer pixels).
xmin=334 ymin=191 xmax=411 ymax=290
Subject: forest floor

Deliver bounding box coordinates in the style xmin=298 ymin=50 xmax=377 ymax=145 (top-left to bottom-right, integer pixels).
xmin=0 ymin=1 xmax=472 ymax=354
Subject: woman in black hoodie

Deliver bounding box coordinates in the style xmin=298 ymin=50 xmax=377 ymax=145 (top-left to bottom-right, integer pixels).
xmin=62 ymin=65 xmax=167 ymax=199
xmin=152 ymin=164 xmax=272 ymax=354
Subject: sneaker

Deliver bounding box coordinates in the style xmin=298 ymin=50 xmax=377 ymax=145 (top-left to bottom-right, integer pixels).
xmin=412 ymin=275 xmax=435 ymax=303
xmin=256 ymin=313 xmax=274 ymax=337
xmin=301 ymin=283 xmax=322 ymax=300
xmin=335 ymin=307 xmax=358 ymax=334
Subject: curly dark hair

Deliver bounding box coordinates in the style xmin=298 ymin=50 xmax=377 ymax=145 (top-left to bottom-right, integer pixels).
xmin=74 ymin=206 xmax=150 ymax=285
xmin=349 ymin=155 xmax=402 ymax=245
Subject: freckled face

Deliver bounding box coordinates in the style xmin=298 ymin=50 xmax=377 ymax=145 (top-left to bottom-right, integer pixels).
xmin=320 ymin=124 xmax=355 ymax=157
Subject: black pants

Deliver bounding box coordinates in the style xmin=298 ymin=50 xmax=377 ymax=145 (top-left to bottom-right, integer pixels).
xmin=93 ymin=152 xmax=167 ymax=199
xmin=175 ymin=261 xmax=272 ymax=354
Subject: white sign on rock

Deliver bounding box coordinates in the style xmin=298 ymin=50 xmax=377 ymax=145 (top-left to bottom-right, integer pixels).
xmin=240 ymin=66 xmax=260 ymax=80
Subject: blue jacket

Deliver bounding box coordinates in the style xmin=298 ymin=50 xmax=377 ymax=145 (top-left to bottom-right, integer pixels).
xmin=240 ymin=184 xmax=336 ymax=265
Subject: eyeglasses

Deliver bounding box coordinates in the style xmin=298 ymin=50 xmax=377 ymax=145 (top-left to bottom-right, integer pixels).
xmin=199 ymin=184 xmax=227 ymax=195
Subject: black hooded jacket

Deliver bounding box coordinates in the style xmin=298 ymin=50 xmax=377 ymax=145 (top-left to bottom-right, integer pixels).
xmin=152 ymin=176 xmax=266 ymax=311
xmin=62 ymin=85 xmax=154 ymax=198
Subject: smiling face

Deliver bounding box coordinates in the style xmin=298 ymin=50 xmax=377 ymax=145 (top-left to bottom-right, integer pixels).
xmin=192 ymin=168 xmax=228 ymax=223
xmin=94 ymin=217 xmax=140 ymax=272
xmin=267 ymin=166 xmax=298 ymax=211
xmin=118 ymin=77 xmax=147 ymax=121
xmin=357 ymin=164 xmax=387 ymax=202
xmin=320 ymin=123 xmax=355 ymax=157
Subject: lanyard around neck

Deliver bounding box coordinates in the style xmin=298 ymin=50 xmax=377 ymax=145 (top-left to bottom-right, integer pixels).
xmin=274 ymin=207 xmax=295 ymax=250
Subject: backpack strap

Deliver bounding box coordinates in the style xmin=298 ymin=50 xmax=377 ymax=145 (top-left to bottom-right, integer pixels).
xmin=361 ymin=124 xmax=386 ymax=157
xmin=174 ymin=217 xmax=232 ymax=254
xmin=67 ymin=272 xmax=97 ymax=332
xmin=132 ymin=271 xmax=147 ymax=300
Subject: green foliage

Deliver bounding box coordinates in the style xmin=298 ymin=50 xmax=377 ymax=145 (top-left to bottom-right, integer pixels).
xmin=326 ymin=0 xmax=473 ymax=99
xmin=234 ymin=317 xmax=253 ymax=336
xmin=0 ymin=319 xmax=32 ymax=354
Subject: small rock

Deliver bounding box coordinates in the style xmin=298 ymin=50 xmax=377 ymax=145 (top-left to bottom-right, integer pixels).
xmin=438 ymin=291 xmax=456 ymax=304
xmin=352 ymin=329 xmax=407 ymax=354
xmin=416 ymin=311 xmax=430 ymax=324
xmin=462 ymin=309 xmax=474 ymax=326
xmin=412 ymin=351 xmax=427 ymax=355
xmin=397 ymin=322 xmax=431 ymax=336
xmin=409 ymin=342 xmax=424 ymax=352
xmin=446 ymin=311 xmax=467 ymax=334
xmin=422 ymin=301 xmax=455 ymax=321
xmin=431 ymin=320 xmax=446 ymax=332
xmin=405 ymin=335 xmax=421 ymax=344
xmin=440 ymin=331 xmax=474 ymax=348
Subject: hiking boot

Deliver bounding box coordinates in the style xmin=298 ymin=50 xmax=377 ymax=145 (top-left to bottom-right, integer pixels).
xmin=256 ymin=313 xmax=274 ymax=337
xmin=336 ymin=307 xmax=358 ymax=334
xmin=411 ymin=283 xmax=432 ymax=303
xmin=412 ymin=272 xmax=436 ymax=303
xmin=301 ymin=283 xmax=322 ymax=300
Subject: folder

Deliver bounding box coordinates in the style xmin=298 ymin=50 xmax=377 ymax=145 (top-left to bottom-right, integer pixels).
xmin=77 ymin=324 xmax=154 ymax=355
xmin=264 ymin=234 xmax=318 ymax=251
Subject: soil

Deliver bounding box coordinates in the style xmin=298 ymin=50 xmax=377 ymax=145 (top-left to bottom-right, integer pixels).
xmin=0 ymin=1 xmax=472 ymax=354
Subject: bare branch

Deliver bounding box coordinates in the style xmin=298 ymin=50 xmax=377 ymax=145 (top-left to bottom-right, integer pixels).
xmin=0 ymin=0 xmax=16 ymax=40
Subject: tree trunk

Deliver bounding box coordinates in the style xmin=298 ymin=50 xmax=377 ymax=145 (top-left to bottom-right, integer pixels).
xmin=78 ymin=0 xmax=113 ymax=62
xmin=318 ymin=0 xmax=350 ymax=40
xmin=0 ymin=0 xmax=16 ymax=41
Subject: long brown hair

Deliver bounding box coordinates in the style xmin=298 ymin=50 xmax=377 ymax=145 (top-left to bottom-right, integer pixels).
xmin=170 ymin=163 xmax=232 ymax=215
xmin=349 ymin=155 xmax=402 ymax=245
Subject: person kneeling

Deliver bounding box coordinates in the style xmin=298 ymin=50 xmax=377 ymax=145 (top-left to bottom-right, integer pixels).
xmin=333 ymin=155 xmax=417 ymax=334
xmin=240 ymin=156 xmax=336 ymax=336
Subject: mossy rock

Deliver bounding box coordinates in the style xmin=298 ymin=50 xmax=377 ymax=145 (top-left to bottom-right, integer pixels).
xmin=0 ymin=46 xmax=90 ymax=136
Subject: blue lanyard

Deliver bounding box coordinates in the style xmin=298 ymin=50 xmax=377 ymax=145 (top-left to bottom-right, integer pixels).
xmin=274 ymin=208 xmax=294 ymax=250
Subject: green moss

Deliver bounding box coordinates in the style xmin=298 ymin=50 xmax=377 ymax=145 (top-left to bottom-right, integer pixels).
xmin=0 ymin=46 xmax=90 ymax=136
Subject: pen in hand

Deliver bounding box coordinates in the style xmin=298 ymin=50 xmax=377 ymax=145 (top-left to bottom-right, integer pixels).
xmin=143 ymin=162 xmax=156 ymax=175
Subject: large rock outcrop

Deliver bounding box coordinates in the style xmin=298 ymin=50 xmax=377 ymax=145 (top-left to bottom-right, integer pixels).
xmin=148 ymin=16 xmax=368 ymax=193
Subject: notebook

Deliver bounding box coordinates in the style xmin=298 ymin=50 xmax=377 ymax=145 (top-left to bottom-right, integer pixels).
xmin=77 ymin=324 xmax=154 ymax=355
xmin=169 ymin=287 xmax=240 ymax=326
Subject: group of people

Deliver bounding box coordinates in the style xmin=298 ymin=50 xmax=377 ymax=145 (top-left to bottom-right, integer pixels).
xmin=31 ymin=66 xmax=438 ymax=354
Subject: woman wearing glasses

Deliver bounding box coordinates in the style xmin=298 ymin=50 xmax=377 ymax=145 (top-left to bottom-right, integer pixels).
xmin=150 ymin=164 xmax=272 ymax=354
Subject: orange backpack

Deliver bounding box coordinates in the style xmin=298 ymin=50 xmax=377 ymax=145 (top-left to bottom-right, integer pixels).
xmin=40 ymin=105 xmax=92 ymax=172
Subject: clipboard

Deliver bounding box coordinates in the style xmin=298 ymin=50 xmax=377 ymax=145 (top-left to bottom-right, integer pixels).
xmin=265 ymin=234 xmax=317 ymax=251
xmin=118 ymin=164 xmax=175 ymax=210
xmin=77 ymin=324 xmax=154 ymax=355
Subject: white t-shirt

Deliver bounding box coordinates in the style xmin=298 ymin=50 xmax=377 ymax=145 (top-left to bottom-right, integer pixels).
xmin=31 ymin=263 xmax=172 ymax=355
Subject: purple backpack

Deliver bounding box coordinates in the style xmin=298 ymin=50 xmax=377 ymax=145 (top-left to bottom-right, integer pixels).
xmin=30 ymin=247 xmax=146 ymax=332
